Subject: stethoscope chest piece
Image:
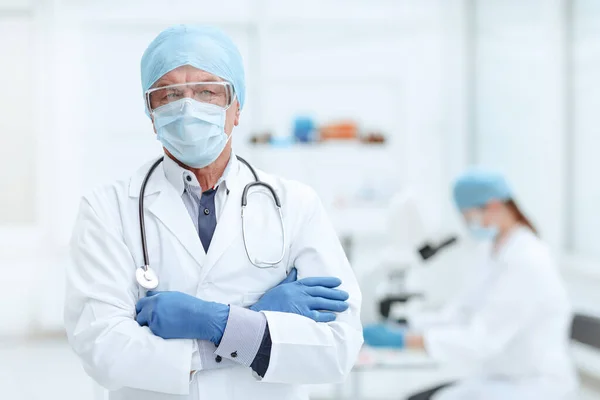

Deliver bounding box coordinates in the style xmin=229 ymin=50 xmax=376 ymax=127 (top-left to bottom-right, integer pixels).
xmin=136 ymin=266 xmax=159 ymax=290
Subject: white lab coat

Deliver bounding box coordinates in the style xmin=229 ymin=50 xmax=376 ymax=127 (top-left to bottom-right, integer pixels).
xmin=64 ymin=157 xmax=363 ymax=400
xmin=408 ymin=227 xmax=578 ymax=400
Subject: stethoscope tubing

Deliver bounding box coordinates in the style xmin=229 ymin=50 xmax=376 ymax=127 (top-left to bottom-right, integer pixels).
xmin=138 ymin=155 xmax=285 ymax=277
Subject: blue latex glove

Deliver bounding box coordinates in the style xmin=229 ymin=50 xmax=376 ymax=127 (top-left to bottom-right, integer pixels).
xmin=363 ymin=323 xmax=405 ymax=348
xmin=135 ymin=291 xmax=229 ymax=344
xmin=249 ymin=268 xmax=349 ymax=322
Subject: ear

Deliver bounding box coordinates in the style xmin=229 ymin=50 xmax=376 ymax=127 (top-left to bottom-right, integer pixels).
xmin=234 ymin=103 xmax=241 ymax=127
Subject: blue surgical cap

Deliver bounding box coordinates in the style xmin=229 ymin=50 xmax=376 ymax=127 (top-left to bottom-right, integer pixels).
xmin=453 ymin=168 xmax=513 ymax=211
xmin=141 ymin=25 xmax=246 ymax=112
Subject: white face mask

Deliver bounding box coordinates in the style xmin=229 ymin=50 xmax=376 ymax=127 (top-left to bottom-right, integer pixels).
xmin=467 ymin=213 xmax=499 ymax=241
xmin=153 ymin=98 xmax=230 ymax=168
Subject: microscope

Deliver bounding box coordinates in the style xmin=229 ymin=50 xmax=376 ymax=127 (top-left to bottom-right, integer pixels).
xmin=362 ymin=191 xmax=458 ymax=325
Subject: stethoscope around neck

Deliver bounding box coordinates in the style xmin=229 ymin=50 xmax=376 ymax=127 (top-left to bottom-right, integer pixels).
xmin=135 ymin=155 xmax=286 ymax=290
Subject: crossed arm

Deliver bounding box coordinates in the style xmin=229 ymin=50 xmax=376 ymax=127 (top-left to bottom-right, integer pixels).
xmin=134 ymin=267 xmax=350 ymax=377
xmin=65 ymin=194 xmax=363 ymax=395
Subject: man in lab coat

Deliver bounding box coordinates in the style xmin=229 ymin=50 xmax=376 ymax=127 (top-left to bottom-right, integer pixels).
xmin=64 ymin=25 xmax=363 ymax=400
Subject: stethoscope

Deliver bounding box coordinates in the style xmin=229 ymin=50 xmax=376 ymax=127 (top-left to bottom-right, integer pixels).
xmin=135 ymin=155 xmax=286 ymax=290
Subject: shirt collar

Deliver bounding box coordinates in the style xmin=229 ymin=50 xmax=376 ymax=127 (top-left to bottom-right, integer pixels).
xmin=163 ymin=150 xmax=238 ymax=195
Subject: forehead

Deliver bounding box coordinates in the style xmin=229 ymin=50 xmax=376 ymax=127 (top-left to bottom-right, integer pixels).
xmin=153 ymin=65 xmax=224 ymax=88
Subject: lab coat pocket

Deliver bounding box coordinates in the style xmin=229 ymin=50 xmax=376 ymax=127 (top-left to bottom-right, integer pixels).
xmin=242 ymin=292 xmax=265 ymax=308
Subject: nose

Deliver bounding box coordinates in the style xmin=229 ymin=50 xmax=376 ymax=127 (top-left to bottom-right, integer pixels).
xmin=178 ymin=97 xmax=194 ymax=112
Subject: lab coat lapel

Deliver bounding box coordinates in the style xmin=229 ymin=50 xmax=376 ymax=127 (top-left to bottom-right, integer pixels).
xmin=200 ymin=177 xmax=244 ymax=280
xmin=147 ymin=180 xmax=206 ymax=268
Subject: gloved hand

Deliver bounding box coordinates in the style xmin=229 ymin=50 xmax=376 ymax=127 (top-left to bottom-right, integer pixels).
xmin=249 ymin=268 xmax=349 ymax=323
xmin=363 ymin=323 xmax=405 ymax=348
xmin=135 ymin=291 xmax=229 ymax=344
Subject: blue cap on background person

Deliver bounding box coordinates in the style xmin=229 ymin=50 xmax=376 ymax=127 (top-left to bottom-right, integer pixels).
xmin=453 ymin=168 xmax=513 ymax=211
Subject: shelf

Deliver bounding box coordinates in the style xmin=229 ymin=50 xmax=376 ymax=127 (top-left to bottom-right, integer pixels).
xmin=244 ymin=142 xmax=395 ymax=174
xmin=246 ymin=141 xmax=389 ymax=154
xmin=243 ymin=142 xmax=398 ymax=237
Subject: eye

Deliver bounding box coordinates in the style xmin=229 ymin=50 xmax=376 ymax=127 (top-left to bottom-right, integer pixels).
xmin=166 ymin=90 xmax=182 ymax=100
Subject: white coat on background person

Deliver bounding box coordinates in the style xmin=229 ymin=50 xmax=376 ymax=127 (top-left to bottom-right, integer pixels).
xmin=64 ymin=25 xmax=362 ymax=400
xmin=363 ymin=169 xmax=578 ymax=400
xmin=415 ymin=226 xmax=577 ymax=400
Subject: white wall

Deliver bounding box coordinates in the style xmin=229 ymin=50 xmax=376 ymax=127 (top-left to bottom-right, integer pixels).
xmin=0 ymin=18 xmax=35 ymax=225
xmin=469 ymin=0 xmax=600 ymax=265
xmin=472 ymin=0 xmax=567 ymax=250
xmin=573 ymin=0 xmax=600 ymax=260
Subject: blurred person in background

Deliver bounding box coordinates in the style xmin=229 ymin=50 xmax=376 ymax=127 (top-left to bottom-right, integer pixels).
xmin=64 ymin=25 xmax=362 ymax=400
xmin=363 ymin=169 xmax=577 ymax=400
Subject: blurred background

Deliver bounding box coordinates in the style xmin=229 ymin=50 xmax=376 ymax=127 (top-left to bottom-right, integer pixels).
xmin=2 ymin=0 xmax=600 ymax=399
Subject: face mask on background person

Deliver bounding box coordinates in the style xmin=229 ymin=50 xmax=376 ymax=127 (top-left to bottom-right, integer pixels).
xmin=468 ymin=218 xmax=499 ymax=241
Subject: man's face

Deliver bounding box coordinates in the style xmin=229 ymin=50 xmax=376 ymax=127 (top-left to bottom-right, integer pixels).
xmin=150 ymin=65 xmax=240 ymax=135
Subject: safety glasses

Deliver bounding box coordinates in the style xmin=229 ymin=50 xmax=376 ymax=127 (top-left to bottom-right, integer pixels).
xmin=145 ymin=81 xmax=235 ymax=113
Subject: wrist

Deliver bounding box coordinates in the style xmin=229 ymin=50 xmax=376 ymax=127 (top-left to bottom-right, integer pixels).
xmin=405 ymin=333 xmax=425 ymax=350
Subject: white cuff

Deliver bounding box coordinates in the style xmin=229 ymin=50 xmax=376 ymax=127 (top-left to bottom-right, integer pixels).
xmin=214 ymin=305 xmax=267 ymax=367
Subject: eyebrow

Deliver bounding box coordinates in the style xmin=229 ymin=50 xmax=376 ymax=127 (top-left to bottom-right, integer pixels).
xmin=197 ymin=76 xmax=225 ymax=82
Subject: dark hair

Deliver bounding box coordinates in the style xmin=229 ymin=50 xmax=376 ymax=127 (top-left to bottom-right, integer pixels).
xmin=504 ymin=199 xmax=538 ymax=236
